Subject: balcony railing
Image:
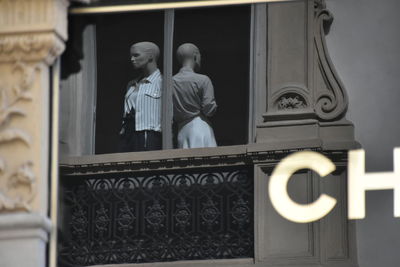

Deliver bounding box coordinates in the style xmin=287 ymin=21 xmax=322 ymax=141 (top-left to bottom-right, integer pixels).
xmin=58 ymin=145 xmax=339 ymax=267
xmin=58 ymin=146 xmax=268 ymax=266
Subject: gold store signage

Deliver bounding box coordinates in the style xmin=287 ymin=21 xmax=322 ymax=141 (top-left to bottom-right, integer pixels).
xmin=70 ymin=0 xmax=295 ymax=14
xmin=269 ymin=148 xmax=400 ymax=223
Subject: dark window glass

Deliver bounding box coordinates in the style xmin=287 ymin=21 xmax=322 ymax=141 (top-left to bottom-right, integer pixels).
xmin=174 ymin=6 xmax=251 ymax=146
xmin=61 ymin=6 xmax=251 ymax=155
xmin=95 ymin=12 xmax=164 ymax=154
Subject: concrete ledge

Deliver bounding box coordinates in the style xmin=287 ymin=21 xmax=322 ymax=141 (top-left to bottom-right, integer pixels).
xmin=0 ymin=213 xmax=51 ymax=267
xmin=88 ymin=258 xmax=254 ymax=267
xmin=0 ymin=212 xmax=52 ymax=235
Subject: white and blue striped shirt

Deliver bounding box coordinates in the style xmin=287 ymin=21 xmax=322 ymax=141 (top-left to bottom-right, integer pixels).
xmin=124 ymin=69 xmax=162 ymax=132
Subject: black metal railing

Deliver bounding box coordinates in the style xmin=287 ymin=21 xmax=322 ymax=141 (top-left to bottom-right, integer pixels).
xmin=58 ymin=165 xmax=254 ymax=266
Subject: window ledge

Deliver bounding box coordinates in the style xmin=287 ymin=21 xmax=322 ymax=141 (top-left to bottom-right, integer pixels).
xmin=87 ymin=258 xmax=254 ymax=267
xmin=58 ymin=140 xmax=348 ymax=175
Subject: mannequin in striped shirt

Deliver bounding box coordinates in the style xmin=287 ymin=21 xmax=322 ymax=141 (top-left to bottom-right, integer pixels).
xmin=118 ymin=42 xmax=162 ymax=152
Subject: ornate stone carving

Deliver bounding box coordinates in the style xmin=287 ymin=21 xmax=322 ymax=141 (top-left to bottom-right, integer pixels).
xmin=276 ymin=93 xmax=307 ymax=110
xmin=0 ymin=0 xmax=69 ymax=215
xmin=269 ymin=85 xmax=310 ymax=113
xmin=0 ymin=62 xmax=36 ymax=124
xmin=0 ymin=61 xmax=37 ymax=212
xmin=314 ymin=0 xmax=348 ymax=121
xmin=0 ymin=0 xmax=68 ymax=64
xmin=314 ymin=0 xmax=325 ymax=11
xmin=0 ymin=1 xmax=69 ymax=267
xmin=0 ymin=33 xmax=65 ymax=65
xmin=0 ymin=161 xmax=36 ymax=211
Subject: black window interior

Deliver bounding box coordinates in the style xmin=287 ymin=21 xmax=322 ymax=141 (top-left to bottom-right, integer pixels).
xmin=62 ymin=5 xmax=250 ymax=154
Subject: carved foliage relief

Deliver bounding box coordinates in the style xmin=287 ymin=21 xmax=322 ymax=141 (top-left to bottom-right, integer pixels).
xmin=276 ymin=93 xmax=307 ymax=110
xmin=270 ymin=85 xmax=310 ymax=113
xmin=0 ymin=33 xmax=65 ymax=65
xmin=0 ymin=61 xmax=37 ymax=212
xmin=0 ymin=0 xmax=69 ymax=213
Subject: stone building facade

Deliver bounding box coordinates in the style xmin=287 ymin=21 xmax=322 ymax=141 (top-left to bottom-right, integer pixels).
xmin=0 ymin=0 xmax=371 ymax=267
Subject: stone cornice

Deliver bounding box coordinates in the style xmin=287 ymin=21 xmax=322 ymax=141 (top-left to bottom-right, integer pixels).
xmin=0 ymin=0 xmax=69 ymax=39
xmin=0 ymin=0 xmax=69 ymax=65
xmin=0 ymin=32 xmax=65 ymax=65
xmin=0 ymin=212 xmax=52 ymax=234
xmin=60 ymin=146 xmax=349 ymax=176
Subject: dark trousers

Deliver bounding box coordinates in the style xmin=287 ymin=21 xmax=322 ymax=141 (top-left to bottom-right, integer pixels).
xmin=118 ymin=111 xmax=162 ymax=152
xmin=118 ymin=130 xmax=162 ymax=152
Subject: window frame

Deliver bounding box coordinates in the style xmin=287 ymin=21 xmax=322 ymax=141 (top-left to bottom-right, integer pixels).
xmin=61 ymin=3 xmax=267 ymax=155
xmin=56 ymin=4 xmax=268 ymax=266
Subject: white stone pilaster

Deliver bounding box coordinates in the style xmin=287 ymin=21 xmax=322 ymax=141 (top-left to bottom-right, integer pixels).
xmin=0 ymin=1 xmax=69 ymax=266
xmin=0 ymin=213 xmax=52 ymax=267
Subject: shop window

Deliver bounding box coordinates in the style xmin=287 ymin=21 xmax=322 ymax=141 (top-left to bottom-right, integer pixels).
xmin=60 ymin=5 xmax=252 ymax=155
xmin=174 ymin=6 xmax=250 ymax=146
xmin=95 ymin=11 xmax=165 ymax=154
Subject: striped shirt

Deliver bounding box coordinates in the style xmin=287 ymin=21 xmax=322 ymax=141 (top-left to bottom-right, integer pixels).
xmin=124 ymin=69 xmax=162 ymax=132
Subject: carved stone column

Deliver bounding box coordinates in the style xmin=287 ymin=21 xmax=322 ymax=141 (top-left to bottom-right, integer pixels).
xmin=0 ymin=0 xmax=68 ymax=266
xmin=256 ymin=0 xmax=357 ymax=151
xmin=253 ymin=1 xmax=358 ymax=266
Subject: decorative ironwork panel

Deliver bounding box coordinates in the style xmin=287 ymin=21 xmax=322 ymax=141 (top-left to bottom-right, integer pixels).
xmin=58 ymin=166 xmax=254 ymax=266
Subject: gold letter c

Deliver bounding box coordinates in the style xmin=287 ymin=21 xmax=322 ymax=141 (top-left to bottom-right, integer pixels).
xmin=269 ymin=151 xmax=337 ymax=223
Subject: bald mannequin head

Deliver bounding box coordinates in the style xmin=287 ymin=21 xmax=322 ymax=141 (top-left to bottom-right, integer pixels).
xmin=176 ymin=43 xmax=201 ymax=71
xmin=130 ymin=41 xmax=160 ymax=76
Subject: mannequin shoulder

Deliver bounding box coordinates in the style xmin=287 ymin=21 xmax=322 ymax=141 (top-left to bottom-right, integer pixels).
xmin=198 ymin=74 xmax=213 ymax=86
xmin=126 ymin=79 xmax=137 ymax=88
xmin=173 ymin=72 xmax=211 ymax=86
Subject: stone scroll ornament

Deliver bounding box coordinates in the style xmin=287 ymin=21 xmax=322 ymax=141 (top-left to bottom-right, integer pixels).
xmin=0 ymin=61 xmax=36 ymax=212
xmin=314 ymin=0 xmax=349 ymax=121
